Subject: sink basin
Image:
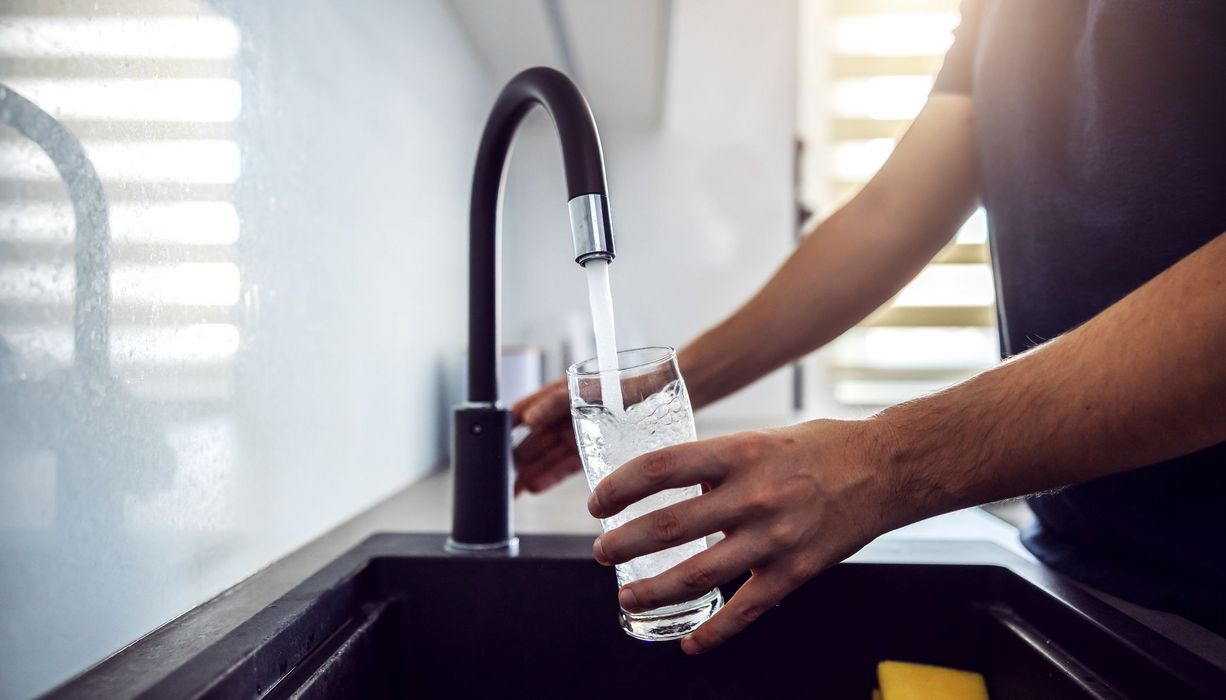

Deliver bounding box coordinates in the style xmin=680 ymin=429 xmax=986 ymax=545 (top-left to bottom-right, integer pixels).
xmin=84 ymin=535 xmax=1223 ymax=699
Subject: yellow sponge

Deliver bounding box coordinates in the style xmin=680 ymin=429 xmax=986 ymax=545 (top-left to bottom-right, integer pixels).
xmin=878 ymin=661 xmax=989 ymax=700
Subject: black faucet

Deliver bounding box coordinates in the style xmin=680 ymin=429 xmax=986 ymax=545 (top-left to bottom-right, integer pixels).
xmin=448 ymin=67 xmax=615 ymax=553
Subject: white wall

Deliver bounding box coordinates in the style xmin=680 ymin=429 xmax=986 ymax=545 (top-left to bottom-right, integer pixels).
xmin=501 ymin=0 xmax=799 ymax=428
xmin=0 ymin=2 xmax=489 ymax=697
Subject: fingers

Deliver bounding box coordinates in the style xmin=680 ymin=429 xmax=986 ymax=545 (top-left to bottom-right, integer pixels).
xmin=681 ymin=569 xmax=801 ymax=655
xmin=510 ymin=380 xmax=581 ymax=497
xmin=512 ymin=381 xmax=569 ymax=428
xmin=514 ymin=421 xmax=577 ymax=490
xmin=594 ymin=491 xmax=736 ymax=566
xmin=516 ymin=444 xmax=582 ymax=495
xmin=513 ymin=419 xmax=569 ymax=467
xmin=588 ymin=441 xmax=726 ymax=519
xmin=539 ymin=454 xmax=582 ymax=490
xmin=615 ymin=535 xmax=757 ymax=614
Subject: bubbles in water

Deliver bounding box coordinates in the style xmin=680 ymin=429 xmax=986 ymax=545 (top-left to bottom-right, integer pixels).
xmin=573 ymin=379 xmax=705 ymax=587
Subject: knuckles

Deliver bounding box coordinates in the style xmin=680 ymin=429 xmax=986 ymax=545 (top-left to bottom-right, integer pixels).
xmin=651 ymin=508 xmax=684 ymax=544
xmin=640 ymin=449 xmax=676 ymax=484
xmin=593 ymin=450 xmax=676 ymax=517
xmin=732 ymin=601 xmax=766 ymax=626
xmin=727 ymin=430 xmax=774 ymax=465
xmin=739 ymin=485 xmax=777 ymax=519
xmin=680 ymin=561 xmax=717 ymax=592
xmin=765 ymin=520 xmax=801 ymax=550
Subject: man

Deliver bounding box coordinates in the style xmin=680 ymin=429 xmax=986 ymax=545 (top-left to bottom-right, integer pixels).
xmin=512 ymin=0 xmax=1226 ymax=654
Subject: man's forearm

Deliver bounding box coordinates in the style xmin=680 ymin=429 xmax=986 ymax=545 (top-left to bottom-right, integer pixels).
xmin=871 ymin=232 xmax=1226 ymax=528
xmin=677 ymin=205 xmax=900 ymax=408
xmin=680 ymin=94 xmax=979 ymax=409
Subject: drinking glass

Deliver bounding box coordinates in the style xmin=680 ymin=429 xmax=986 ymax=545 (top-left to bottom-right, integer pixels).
xmin=567 ymin=346 xmax=723 ymax=641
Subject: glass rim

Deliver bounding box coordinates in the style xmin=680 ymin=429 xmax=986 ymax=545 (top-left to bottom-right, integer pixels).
xmin=566 ymin=345 xmax=676 ymax=377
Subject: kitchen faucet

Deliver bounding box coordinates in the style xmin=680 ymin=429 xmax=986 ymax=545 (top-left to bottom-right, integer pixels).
xmin=448 ymin=67 xmax=615 ymax=553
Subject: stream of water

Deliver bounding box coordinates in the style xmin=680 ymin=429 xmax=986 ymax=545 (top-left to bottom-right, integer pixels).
xmin=583 ymin=259 xmax=623 ymax=413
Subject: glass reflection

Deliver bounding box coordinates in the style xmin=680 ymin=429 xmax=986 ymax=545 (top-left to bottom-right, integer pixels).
xmin=0 ymin=5 xmax=242 ymax=696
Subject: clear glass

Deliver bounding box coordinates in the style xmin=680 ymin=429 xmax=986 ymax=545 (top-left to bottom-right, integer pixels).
xmin=567 ymin=346 xmax=723 ymax=641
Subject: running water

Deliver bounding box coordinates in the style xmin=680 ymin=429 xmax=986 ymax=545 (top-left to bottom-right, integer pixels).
xmin=584 ymin=259 xmax=624 ymax=413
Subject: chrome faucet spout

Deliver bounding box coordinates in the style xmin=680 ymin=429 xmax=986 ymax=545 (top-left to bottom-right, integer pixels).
xmin=569 ymin=193 xmax=615 ymax=265
xmin=448 ymin=67 xmax=615 ymax=553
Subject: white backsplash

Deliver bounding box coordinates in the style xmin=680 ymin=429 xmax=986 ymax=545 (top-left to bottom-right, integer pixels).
xmin=0 ymin=2 xmax=489 ymax=696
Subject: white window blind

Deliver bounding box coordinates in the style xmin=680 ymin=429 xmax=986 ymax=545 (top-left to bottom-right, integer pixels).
xmin=0 ymin=1 xmax=242 ymax=400
xmin=798 ymin=0 xmax=998 ymax=408
xmin=0 ymin=0 xmax=242 ymax=531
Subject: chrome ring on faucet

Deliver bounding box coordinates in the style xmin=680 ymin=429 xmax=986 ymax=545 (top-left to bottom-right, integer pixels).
xmin=569 ymin=193 xmax=616 ymax=265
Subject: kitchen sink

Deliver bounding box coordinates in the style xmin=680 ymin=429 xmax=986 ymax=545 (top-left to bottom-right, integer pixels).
xmin=72 ymin=534 xmax=1224 ymax=699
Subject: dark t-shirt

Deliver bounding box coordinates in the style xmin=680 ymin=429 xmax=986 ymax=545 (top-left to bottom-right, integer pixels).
xmin=934 ymin=0 xmax=1226 ymax=633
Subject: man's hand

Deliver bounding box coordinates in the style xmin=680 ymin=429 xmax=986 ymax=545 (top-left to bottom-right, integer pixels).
xmin=589 ymin=229 xmax=1226 ymax=654
xmin=587 ymin=420 xmax=894 ymax=655
xmin=511 ymin=380 xmax=581 ymax=495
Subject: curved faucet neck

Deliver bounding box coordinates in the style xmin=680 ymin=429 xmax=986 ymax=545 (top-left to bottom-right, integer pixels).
xmin=467 ymin=67 xmax=612 ymax=404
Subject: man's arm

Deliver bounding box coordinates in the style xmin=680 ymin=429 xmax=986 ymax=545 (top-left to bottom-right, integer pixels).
xmin=589 ymin=231 xmax=1226 ymax=654
xmin=875 ymin=230 xmax=1226 ymax=526
xmin=511 ymin=93 xmax=978 ymax=493
xmin=680 ymin=93 xmax=978 ymax=408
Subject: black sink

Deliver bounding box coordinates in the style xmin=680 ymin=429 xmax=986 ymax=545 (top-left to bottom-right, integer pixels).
xmin=71 ymin=534 xmax=1223 ymax=699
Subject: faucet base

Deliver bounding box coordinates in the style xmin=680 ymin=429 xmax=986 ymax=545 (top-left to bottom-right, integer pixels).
xmin=443 ymin=536 xmax=520 ymax=556
xmin=450 ymin=405 xmax=515 ymax=550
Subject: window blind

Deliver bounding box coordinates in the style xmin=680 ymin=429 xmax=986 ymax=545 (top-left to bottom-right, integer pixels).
xmin=0 ymin=0 xmax=242 ymax=530
xmin=0 ymin=0 xmax=242 ymax=403
xmin=799 ymin=0 xmax=998 ymax=407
